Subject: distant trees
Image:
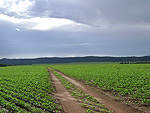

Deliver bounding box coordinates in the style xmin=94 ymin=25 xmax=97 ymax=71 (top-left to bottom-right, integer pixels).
xmin=120 ymin=61 xmax=150 ymax=64
xmin=0 ymin=64 xmax=6 ymax=67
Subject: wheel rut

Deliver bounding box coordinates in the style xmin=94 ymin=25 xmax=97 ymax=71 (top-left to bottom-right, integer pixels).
xmin=48 ymin=70 xmax=85 ymax=113
xmin=54 ymin=69 xmax=143 ymax=113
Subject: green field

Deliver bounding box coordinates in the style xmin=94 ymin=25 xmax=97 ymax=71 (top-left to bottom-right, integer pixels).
xmin=0 ymin=63 xmax=150 ymax=112
xmin=0 ymin=65 xmax=61 ymax=113
xmin=51 ymin=63 xmax=150 ymax=104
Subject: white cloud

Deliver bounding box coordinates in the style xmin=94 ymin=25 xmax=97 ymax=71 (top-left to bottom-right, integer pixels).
xmin=0 ymin=14 xmax=88 ymax=31
xmin=0 ymin=0 xmax=35 ymax=16
xmin=15 ymin=28 xmax=20 ymax=31
xmin=31 ymin=17 xmax=75 ymax=30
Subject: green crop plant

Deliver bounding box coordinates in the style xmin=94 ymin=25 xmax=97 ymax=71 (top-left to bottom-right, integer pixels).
xmin=0 ymin=65 xmax=62 ymax=112
xmin=51 ymin=63 xmax=150 ymax=105
xmin=51 ymin=69 xmax=111 ymax=113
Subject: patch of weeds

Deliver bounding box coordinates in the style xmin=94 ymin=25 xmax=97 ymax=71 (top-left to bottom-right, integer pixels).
xmin=85 ymin=109 xmax=94 ymax=113
xmin=114 ymin=96 xmax=120 ymax=101
xmin=100 ymin=108 xmax=111 ymax=113
xmin=80 ymin=103 xmax=87 ymax=108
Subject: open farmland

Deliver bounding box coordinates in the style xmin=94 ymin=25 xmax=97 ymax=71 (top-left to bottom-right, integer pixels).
xmin=0 ymin=64 xmax=150 ymax=113
xmin=51 ymin=64 xmax=150 ymax=106
xmin=0 ymin=65 xmax=61 ymax=113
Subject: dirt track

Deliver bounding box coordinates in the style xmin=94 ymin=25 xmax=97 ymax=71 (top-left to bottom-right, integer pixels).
xmin=49 ymin=70 xmax=85 ymax=113
xmin=55 ymin=69 xmax=144 ymax=113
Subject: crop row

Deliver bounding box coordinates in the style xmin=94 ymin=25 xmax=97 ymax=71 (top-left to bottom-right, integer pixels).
xmin=0 ymin=65 xmax=61 ymax=112
xmin=51 ymin=69 xmax=111 ymax=113
xmin=51 ymin=64 xmax=150 ymax=104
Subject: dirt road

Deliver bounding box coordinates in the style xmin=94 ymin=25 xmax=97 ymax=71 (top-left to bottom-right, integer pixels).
xmin=49 ymin=70 xmax=85 ymax=113
xmin=55 ymin=69 xmax=144 ymax=113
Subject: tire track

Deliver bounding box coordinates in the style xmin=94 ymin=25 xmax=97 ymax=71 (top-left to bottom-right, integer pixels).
xmin=48 ymin=69 xmax=85 ymax=113
xmin=54 ymin=69 xmax=143 ymax=113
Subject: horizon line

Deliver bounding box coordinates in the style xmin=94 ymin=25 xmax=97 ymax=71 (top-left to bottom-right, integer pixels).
xmin=0 ymin=54 xmax=149 ymax=60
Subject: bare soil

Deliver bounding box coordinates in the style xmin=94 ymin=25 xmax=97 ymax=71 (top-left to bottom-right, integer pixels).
xmin=49 ymin=70 xmax=85 ymax=113
xmin=55 ymin=69 xmax=149 ymax=113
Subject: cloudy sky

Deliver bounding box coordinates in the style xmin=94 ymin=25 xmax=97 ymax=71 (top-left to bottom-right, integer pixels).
xmin=0 ymin=0 xmax=150 ymax=58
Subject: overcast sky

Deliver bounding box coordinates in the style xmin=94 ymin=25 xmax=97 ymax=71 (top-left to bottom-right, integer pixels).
xmin=0 ymin=0 xmax=150 ymax=58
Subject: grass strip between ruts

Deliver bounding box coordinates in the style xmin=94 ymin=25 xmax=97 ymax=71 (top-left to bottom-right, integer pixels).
xmin=51 ymin=68 xmax=111 ymax=113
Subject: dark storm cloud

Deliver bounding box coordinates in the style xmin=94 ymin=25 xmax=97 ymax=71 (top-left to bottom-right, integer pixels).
xmin=31 ymin=0 xmax=150 ymax=26
xmin=0 ymin=0 xmax=150 ymax=58
xmin=30 ymin=0 xmax=103 ymax=26
xmin=1 ymin=26 xmax=149 ymax=57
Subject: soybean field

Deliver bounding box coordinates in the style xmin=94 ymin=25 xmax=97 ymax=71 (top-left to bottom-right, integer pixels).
xmin=51 ymin=64 xmax=150 ymax=105
xmin=0 ymin=65 xmax=61 ymax=113
xmin=0 ymin=63 xmax=150 ymax=113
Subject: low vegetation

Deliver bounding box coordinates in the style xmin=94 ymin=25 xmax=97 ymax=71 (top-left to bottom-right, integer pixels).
xmin=51 ymin=63 xmax=150 ymax=105
xmin=0 ymin=65 xmax=62 ymax=112
xmin=1 ymin=63 xmax=149 ymax=112
xmin=51 ymin=69 xmax=111 ymax=113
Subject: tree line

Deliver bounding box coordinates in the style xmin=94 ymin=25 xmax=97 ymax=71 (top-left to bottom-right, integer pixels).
xmin=0 ymin=64 xmax=7 ymax=67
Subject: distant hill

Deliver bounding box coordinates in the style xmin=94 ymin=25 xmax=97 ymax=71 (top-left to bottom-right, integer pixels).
xmin=0 ymin=56 xmax=150 ymax=65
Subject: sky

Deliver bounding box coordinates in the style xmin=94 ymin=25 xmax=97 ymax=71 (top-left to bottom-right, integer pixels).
xmin=0 ymin=0 xmax=150 ymax=58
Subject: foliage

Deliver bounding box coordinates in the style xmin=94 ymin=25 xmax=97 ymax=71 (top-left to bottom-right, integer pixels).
xmin=0 ymin=64 xmax=6 ymax=67
xmin=120 ymin=61 xmax=150 ymax=64
xmin=1 ymin=55 xmax=150 ymax=65
xmin=51 ymin=69 xmax=111 ymax=113
xmin=0 ymin=65 xmax=61 ymax=112
xmin=51 ymin=64 xmax=150 ymax=105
